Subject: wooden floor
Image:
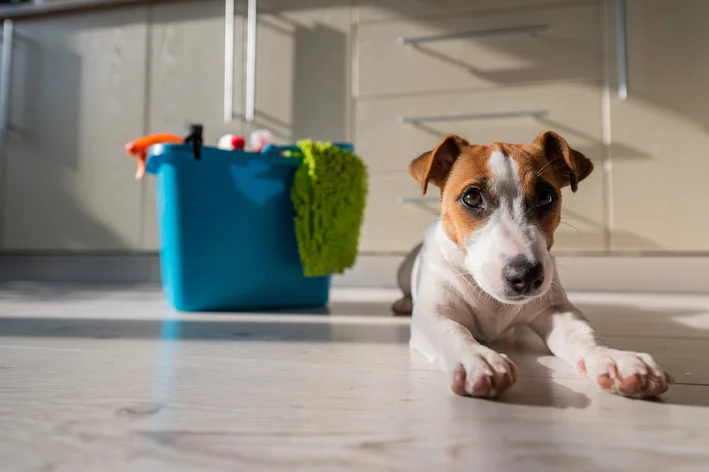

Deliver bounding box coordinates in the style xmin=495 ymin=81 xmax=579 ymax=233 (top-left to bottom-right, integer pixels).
xmin=1 ymin=284 xmax=709 ymax=471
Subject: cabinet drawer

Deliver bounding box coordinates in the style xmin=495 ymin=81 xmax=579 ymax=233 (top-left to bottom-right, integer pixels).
xmin=357 ymin=2 xmax=602 ymax=97
xmin=356 ymin=0 xmax=591 ymax=22
xmin=355 ymin=84 xmax=606 ymax=252
xmin=360 ymin=174 xmax=440 ymax=253
xmin=355 ymin=83 xmax=603 ymax=172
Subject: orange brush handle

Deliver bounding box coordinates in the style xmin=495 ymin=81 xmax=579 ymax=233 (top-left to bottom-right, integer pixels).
xmin=125 ymin=133 xmax=183 ymax=156
xmin=125 ymin=133 xmax=183 ymax=180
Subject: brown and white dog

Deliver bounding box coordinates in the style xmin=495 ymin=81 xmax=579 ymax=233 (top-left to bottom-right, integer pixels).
xmin=395 ymin=131 xmax=673 ymax=399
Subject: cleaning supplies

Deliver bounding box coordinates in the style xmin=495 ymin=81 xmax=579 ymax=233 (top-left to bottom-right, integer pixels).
xmin=217 ymin=134 xmax=246 ymax=151
xmin=145 ymin=136 xmax=331 ymax=311
xmin=125 ymin=133 xmax=183 ymax=179
xmin=249 ymin=130 xmax=273 ymax=152
xmin=286 ymin=140 xmax=368 ymax=277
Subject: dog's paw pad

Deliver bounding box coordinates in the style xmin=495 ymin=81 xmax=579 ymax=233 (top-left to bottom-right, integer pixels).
xmin=583 ymin=349 xmax=672 ymax=399
xmin=391 ymin=296 xmax=413 ymax=316
xmin=450 ymin=367 xmax=467 ymax=396
xmin=471 ymin=375 xmax=492 ymax=396
xmin=449 ymin=349 xmax=518 ymax=398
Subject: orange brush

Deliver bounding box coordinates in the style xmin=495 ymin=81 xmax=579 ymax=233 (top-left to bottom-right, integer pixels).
xmin=125 ymin=133 xmax=183 ymax=179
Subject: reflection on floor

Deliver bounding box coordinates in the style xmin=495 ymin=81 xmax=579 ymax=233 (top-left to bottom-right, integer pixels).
xmin=1 ymin=283 xmax=709 ymax=471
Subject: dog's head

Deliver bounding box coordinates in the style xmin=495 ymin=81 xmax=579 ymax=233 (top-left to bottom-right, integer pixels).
xmin=409 ymin=130 xmax=593 ymax=304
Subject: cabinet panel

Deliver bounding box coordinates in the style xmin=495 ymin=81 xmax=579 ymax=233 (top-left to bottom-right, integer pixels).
xmin=359 ymin=174 xmax=438 ymax=253
xmin=609 ymin=0 xmax=709 ymax=251
xmin=253 ymin=0 xmax=351 ymax=145
xmin=2 ymin=7 xmax=148 ymax=251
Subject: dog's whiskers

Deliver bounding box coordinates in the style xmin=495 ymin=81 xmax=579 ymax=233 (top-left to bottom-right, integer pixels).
xmin=559 ymin=221 xmax=583 ymax=240
xmin=536 ymin=155 xmax=563 ymax=176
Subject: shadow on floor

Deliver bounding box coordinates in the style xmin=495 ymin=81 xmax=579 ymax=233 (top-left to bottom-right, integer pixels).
xmin=1 ymin=284 xmax=708 ymax=407
xmin=0 ymin=315 xmax=411 ymax=344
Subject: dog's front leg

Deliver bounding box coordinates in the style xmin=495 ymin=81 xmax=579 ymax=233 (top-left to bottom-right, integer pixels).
xmin=530 ymin=304 xmax=674 ymax=398
xmin=412 ymin=304 xmax=518 ymax=398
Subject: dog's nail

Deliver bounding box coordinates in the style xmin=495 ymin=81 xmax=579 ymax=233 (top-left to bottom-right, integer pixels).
xmin=454 ymin=370 xmax=464 ymax=383
xmin=666 ymin=373 xmax=675 ymax=385
xmin=652 ymin=368 xmax=663 ymax=378
xmin=494 ymin=365 xmax=508 ymax=374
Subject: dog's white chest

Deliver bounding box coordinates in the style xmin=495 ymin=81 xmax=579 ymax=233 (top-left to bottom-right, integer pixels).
xmin=457 ymin=290 xmax=524 ymax=343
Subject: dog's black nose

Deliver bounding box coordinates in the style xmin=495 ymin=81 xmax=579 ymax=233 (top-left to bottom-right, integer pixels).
xmin=503 ymin=257 xmax=544 ymax=295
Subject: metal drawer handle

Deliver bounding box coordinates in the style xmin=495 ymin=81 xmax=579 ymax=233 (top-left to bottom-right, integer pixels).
xmin=398 ymin=196 xmax=440 ymax=205
xmin=0 ymin=20 xmax=14 ymax=138
xmin=224 ymin=0 xmax=258 ymax=123
xmin=0 ymin=19 xmax=13 ymax=250
xmin=224 ymin=0 xmax=234 ymax=123
xmin=400 ymin=109 xmax=548 ymax=125
xmin=616 ymin=0 xmax=628 ymax=100
xmin=398 ymin=24 xmax=549 ymax=46
xmin=244 ymin=0 xmax=257 ymax=123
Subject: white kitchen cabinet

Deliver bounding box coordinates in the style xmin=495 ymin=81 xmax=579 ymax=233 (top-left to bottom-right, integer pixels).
xmin=1 ymin=6 xmax=149 ymax=251
xmin=251 ymin=0 xmax=351 ymax=145
xmin=608 ymin=0 xmax=709 ymax=251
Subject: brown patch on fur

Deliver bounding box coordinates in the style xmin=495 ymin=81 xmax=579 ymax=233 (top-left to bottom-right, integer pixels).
xmin=409 ymin=135 xmax=470 ymax=195
xmin=533 ymin=130 xmax=594 ymax=192
xmin=438 ymin=145 xmax=494 ymax=249
xmin=409 ymin=138 xmax=494 ymax=249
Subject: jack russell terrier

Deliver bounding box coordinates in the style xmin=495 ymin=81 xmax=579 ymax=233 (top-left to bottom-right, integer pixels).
xmin=394 ymin=131 xmax=673 ymax=399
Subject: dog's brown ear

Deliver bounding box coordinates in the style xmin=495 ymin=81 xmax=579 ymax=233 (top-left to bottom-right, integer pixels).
xmin=409 ymin=135 xmax=469 ymax=195
xmin=534 ymin=130 xmax=593 ymax=192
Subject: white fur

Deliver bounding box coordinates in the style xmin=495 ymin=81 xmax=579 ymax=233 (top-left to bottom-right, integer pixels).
xmin=407 ymin=148 xmax=672 ymax=398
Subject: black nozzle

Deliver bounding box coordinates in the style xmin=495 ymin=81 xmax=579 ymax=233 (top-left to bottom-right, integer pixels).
xmin=184 ymin=124 xmax=204 ymax=160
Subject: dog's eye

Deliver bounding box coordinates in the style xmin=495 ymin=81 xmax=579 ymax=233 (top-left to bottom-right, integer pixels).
xmin=537 ymin=189 xmax=555 ymax=207
xmin=462 ymin=189 xmax=484 ymax=209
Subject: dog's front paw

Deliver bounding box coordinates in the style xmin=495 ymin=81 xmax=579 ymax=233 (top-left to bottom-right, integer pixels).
xmin=579 ymin=349 xmax=674 ymax=399
xmin=450 ymin=347 xmax=518 ymax=398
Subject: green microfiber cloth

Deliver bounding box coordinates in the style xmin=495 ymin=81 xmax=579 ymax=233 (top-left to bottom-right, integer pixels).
xmin=285 ymin=140 xmax=368 ymax=277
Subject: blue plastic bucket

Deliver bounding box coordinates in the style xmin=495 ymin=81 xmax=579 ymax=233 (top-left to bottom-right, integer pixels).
xmin=145 ymin=143 xmax=343 ymax=312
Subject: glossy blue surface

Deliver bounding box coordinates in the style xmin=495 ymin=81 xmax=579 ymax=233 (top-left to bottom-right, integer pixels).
xmin=145 ymin=144 xmax=338 ymax=312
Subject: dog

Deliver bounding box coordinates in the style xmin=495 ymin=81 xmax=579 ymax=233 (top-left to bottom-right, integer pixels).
xmin=394 ymin=131 xmax=673 ymax=399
